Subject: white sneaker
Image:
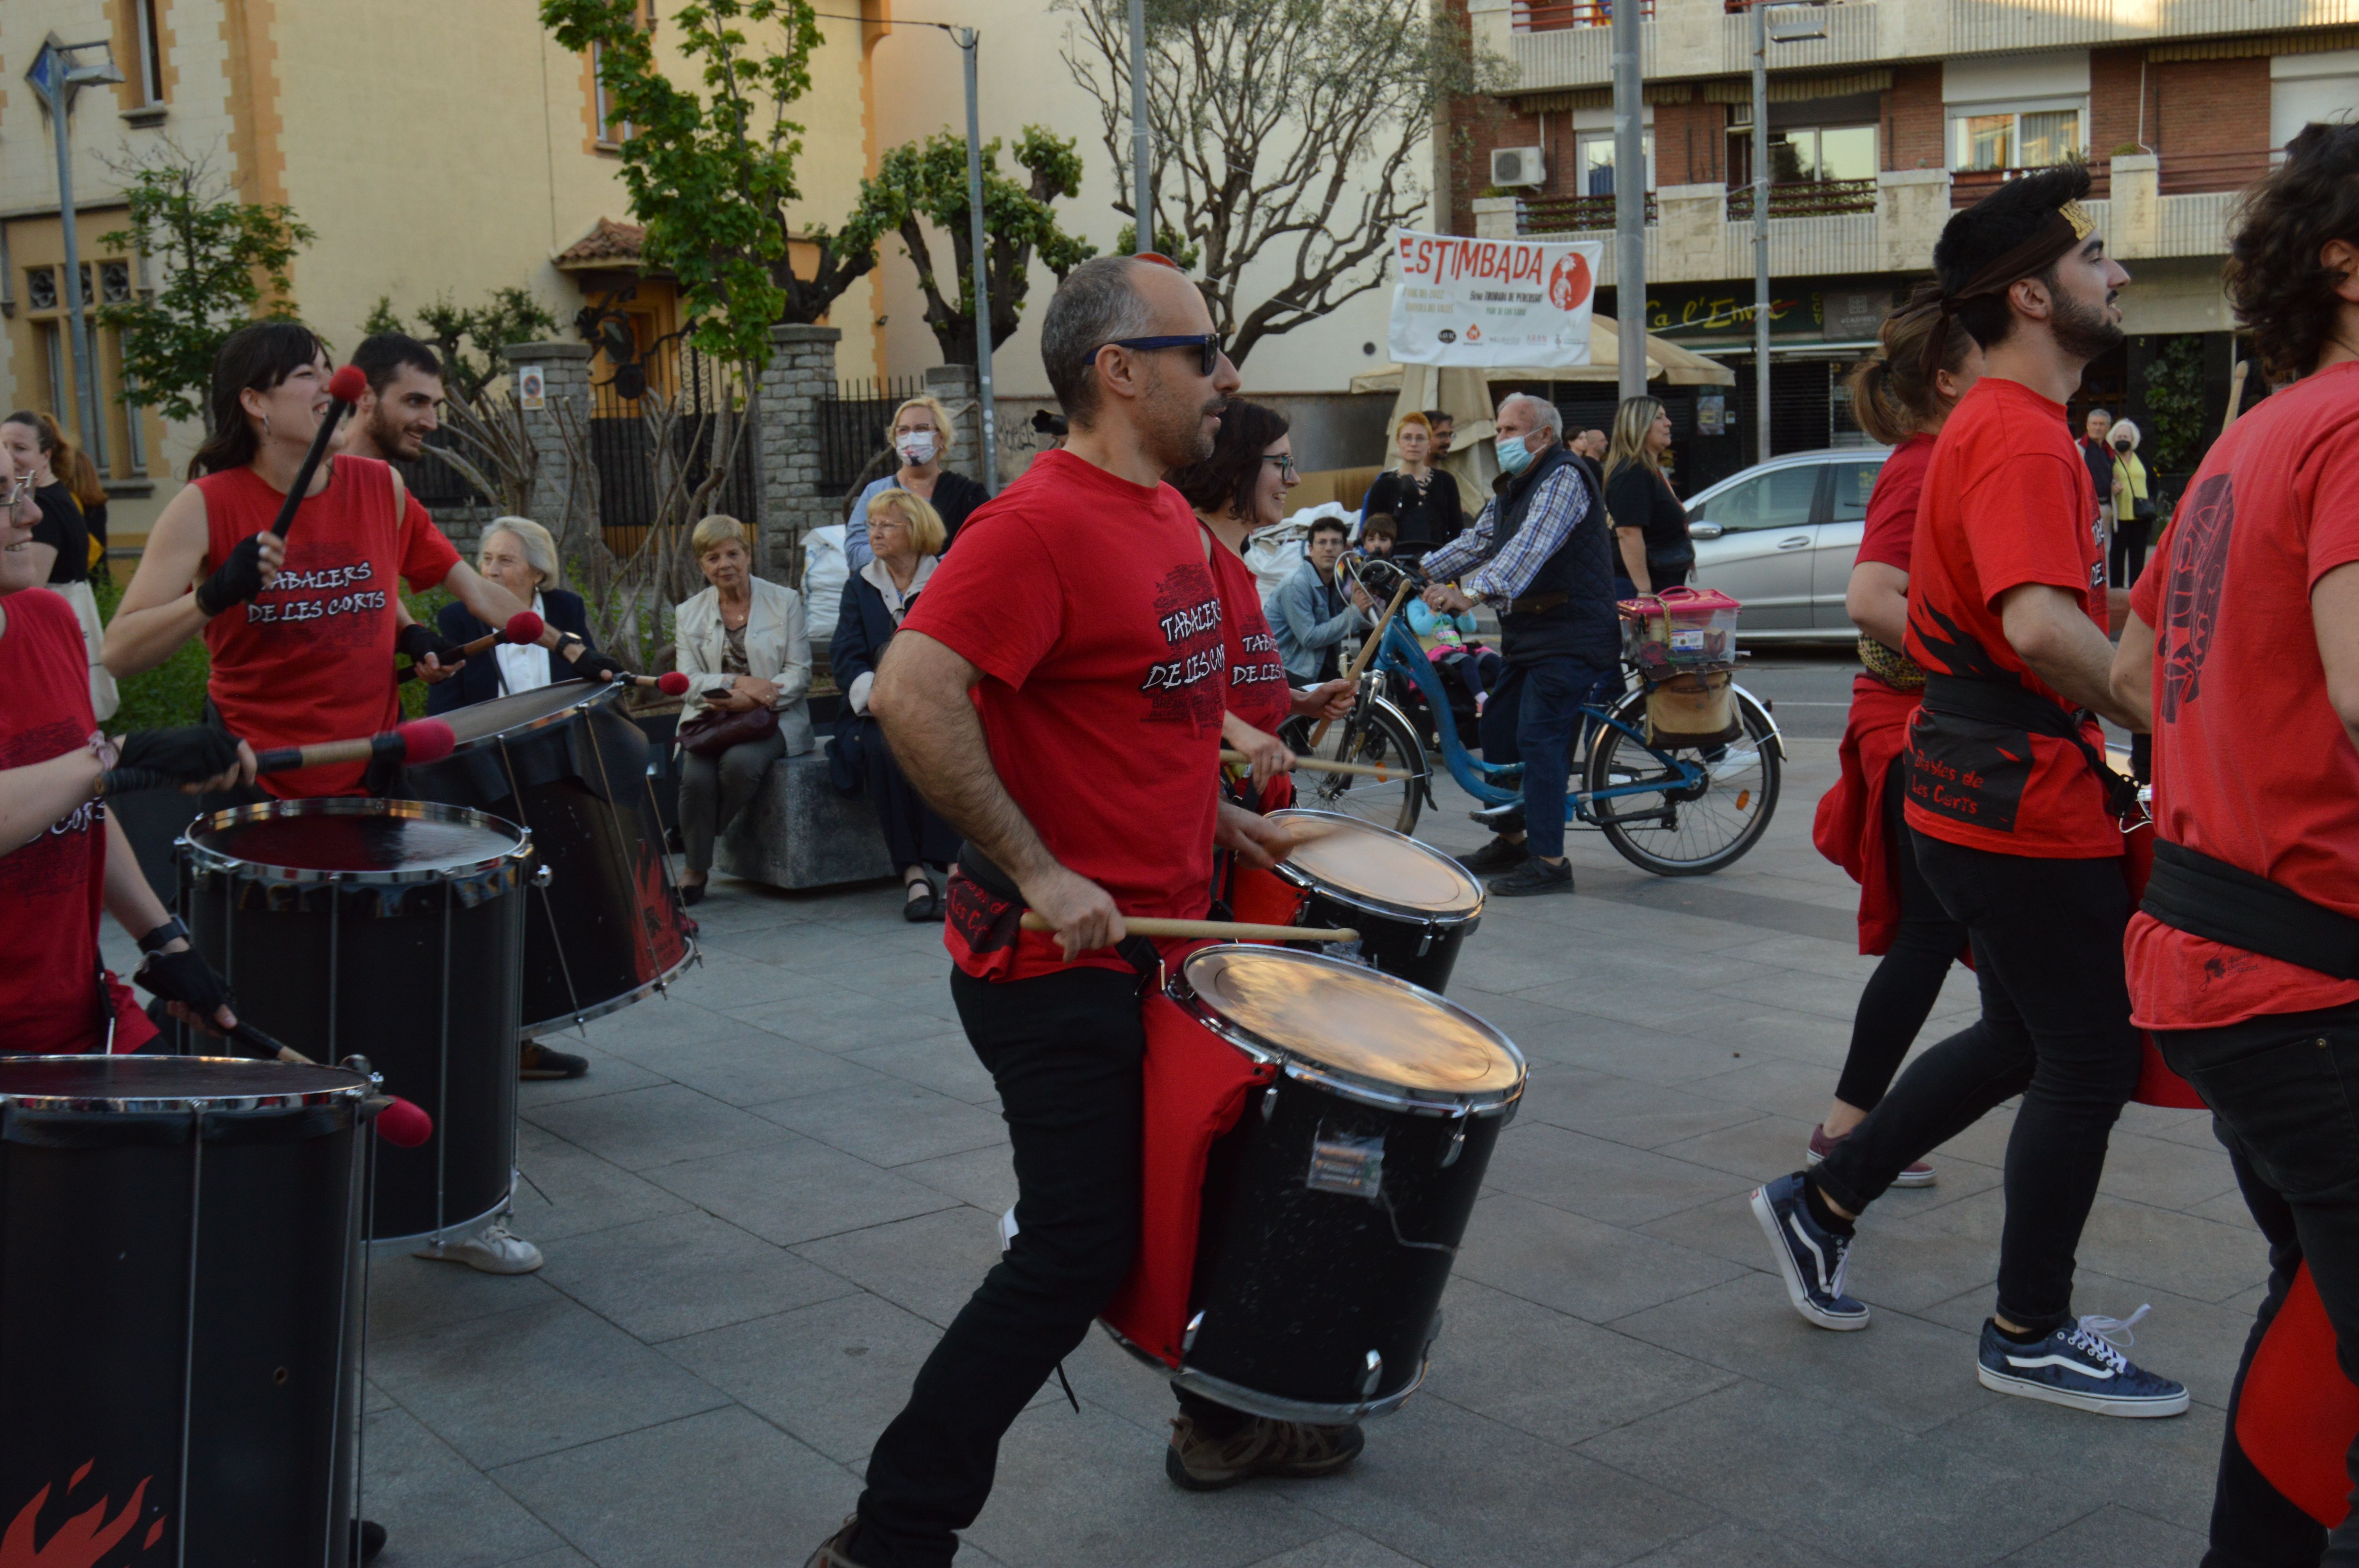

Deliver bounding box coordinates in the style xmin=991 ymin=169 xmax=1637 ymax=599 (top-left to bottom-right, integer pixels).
xmin=414 ymin=1220 xmax=544 ymax=1275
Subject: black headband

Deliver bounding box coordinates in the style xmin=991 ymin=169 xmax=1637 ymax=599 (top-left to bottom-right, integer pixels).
xmin=1918 ymin=203 xmax=2097 ymax=382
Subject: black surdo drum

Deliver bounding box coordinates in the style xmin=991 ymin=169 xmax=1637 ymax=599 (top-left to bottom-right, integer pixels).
xmin=1171 ymin=945 xmax=1524 ymax=1421
xmin=1240 ymin=809 xmax=1485 ymax=993
xmin=0 ymin=1056 xmax=373 ymax=1565
xmin=182 ymin=799 xmax=529 ymax=1243
xmin=401 ymin=681 xmax=694 ymax=1035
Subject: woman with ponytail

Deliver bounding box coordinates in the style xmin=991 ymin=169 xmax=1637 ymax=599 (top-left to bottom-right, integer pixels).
xmin=1804 ymin=286 xmax=1983 ymax=1181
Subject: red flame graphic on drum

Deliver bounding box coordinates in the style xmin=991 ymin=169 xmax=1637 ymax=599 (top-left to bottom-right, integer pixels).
xmin=2 ymin=1464 xmax=163 ymax=1567
xmin=1548 ymin=252 xmax=1592 ymax=312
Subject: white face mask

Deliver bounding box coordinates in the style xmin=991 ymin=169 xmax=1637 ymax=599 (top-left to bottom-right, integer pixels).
xmin=895 ymin=432 xmax=938 ymax=466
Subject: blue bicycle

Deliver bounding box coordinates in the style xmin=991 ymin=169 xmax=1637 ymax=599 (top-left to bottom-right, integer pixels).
xmin=1282 ymin=564 xmax=1785 ymax=877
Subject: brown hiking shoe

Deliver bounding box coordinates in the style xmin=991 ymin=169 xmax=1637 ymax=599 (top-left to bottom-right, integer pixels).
xmin=1164 ymin=1414 xmax=1365 ymax=1491
xmin=803 ymin=1517 xmax=867 ymax=1567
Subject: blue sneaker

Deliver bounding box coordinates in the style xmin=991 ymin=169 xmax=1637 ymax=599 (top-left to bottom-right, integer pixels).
xmin=1976 ymin=1308 xmax=2190 ymax=1418
xmin=1750 ymin=1172 xmax=1869 ymax=1331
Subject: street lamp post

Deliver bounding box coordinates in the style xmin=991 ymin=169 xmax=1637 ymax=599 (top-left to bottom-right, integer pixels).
xmin=26 ymin=34 xmax=124 ymax=464
xmin=1610 ymin=0 xmax=1647 ymax=401
xmin=951 ymin=28 xmax=999 ymax=491
xmin=1129 ymin=0 xmax=1154 ymax=252
xmin=1752 ymin=0 xmax=1770 ymax=465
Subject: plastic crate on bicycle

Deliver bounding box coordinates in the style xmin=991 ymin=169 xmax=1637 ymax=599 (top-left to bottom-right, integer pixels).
xmin=1618 ymin=586 xmax=1744 ymax=748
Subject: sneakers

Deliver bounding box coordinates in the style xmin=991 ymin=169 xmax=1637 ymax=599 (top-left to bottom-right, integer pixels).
xmin=415 ymin=1219 xmax=545 ymax=1275
xmin=520 ymin=1041 xmax=589 ymax=1080
xmin=1750 ymin=1172 xmax=1869 ymax=1331
xmin=1976 ymin=1310 xmax=2190 ymax=1418
xmin=1487 ymin=857 xmax=1573 ymax=897
xmin=1455 ymin=835 xmax=1530 ymax=875
xmin=803 ymin=1516 xmax=868 ymax=1567
xmin=1165 ymin=1415 xmax=1365 ymax=1491
xmin=1806 ymin=1123 xmax=1935 ymax=1189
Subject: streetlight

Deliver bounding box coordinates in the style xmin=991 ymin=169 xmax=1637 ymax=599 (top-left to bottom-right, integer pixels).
xmin=1610 ymin=0 xmax=1646 ymax=400
xmin=924 ymin=25 xmax=998 ymax=492
xmin=1129 ymin=0 xmax=1154 ymax=253
xmin=26 ymin=33 xmax=124 ymax=465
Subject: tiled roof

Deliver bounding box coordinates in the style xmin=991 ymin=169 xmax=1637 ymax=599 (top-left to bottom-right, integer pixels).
xmin=555 ymin=218 xmax=647 ymax=269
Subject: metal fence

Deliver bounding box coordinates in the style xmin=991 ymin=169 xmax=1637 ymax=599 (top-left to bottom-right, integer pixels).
xmin=392 ymin=428 xmax=486 ymax=510
xmin=1724 ymin=178 xmax=1877 ymax=220
xmin=589 ymin=341 xmax=759 ymax=535
xmin=817 ymin=376 xmax=925 ymax=496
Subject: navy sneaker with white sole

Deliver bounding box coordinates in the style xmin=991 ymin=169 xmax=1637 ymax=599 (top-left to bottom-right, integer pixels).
xmin=1975 ymin=1309 xmax=2189 ymax=1418
xmin=1750 ymin=1172 xmax=1869 ymax=1331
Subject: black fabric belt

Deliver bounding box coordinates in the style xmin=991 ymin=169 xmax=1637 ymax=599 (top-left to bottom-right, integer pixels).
xmin=1919 ymin=673 xmax=2140 ymax=818
xmin=1508 ymin=592 xmax=1568 ymax=615
xmin=955 ymin=840 xmax=1165 ymax=982
xmin=2143 ymin=838 xmax=2359 ymax=981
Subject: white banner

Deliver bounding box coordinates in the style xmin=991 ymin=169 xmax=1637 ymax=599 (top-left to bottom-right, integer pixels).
xmin=1387 ymin=229 xmax=1601 ymax=369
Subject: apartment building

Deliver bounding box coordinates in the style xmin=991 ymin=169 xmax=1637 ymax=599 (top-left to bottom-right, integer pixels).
xmin=1445 ymin=0 xmax=2359 ymax=488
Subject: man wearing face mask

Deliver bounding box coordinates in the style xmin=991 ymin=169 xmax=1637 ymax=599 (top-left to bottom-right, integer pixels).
xmin=1416 ymin=393 xmax=1621 ymax=896
xmin=845 ymin=396 xmax=992 ymax=571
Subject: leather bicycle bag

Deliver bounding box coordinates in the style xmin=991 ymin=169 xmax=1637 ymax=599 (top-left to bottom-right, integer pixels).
xmin=2142 ymin=839 xmax=2359 ymax=981
xmin=1918 ymin=674 xmax=2141 ymax=820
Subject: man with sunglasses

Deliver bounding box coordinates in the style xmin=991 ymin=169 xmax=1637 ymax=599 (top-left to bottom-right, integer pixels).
xmin=805 ymin=254 xmax=1315 ymax=1568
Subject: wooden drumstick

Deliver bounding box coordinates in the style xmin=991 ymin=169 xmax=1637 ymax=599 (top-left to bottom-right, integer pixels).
xmin=1018 ymin=911 xmax=1357 ymax=944
xmin=1221 ymin=748 xmax=1401 ymax=781
xmin=2221 ymin=358 xmax=2251 ymax=437
xmin=1309 ymin=575 xmax=1415 ymax=749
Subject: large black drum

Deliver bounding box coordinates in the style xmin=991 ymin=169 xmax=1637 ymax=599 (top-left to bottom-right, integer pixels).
xmin=1233 ymin=810 xmax=1485 ymax=992
xmin=1171 ymin=945 xmax=1524 ymax=1422
xmin=0 ymin=1055 xmax=372 ymax=1565
xmin=182 ymin=799 xmax=529 ymax=1243
xmin=402 ymin=681 xmax=694 ymax=1035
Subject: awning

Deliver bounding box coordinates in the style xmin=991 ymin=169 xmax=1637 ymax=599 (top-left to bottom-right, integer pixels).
xmin=1349 ymin=313 xmax=1737 ymax=394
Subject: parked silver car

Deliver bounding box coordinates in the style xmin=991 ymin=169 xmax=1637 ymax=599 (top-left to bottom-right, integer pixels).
xmin=1681 ymin=448 xmax=1891 ymax=642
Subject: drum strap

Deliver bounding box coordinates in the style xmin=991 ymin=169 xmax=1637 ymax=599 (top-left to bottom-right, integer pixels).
xmin=957 ymin=841 xmax=1164 ymax=984
xmin=2143 ymin=839 xmax=2359 ymax=982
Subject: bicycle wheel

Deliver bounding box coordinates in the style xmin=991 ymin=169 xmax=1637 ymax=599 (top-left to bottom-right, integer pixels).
xmin=1583 ymin=686 xmax=1780 ymax=876
xmin=1282 ymin=704 xmax=1427 ymax=836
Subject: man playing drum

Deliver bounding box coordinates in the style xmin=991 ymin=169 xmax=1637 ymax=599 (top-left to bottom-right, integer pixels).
xmin=803 ymin=256 xmax=1329 ymax=1568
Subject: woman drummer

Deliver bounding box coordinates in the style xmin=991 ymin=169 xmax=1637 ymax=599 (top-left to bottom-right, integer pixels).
xmin=1805 ymin=289 xmax=1982 ymax=1183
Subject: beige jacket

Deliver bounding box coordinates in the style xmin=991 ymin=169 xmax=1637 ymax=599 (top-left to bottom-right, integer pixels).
xmin=674 ymin=575 xmax=815 ymax=754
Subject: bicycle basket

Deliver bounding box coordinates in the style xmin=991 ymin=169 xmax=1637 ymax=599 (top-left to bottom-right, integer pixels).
xmin=1643 ymin=668 xmax=1741 ymax=749
xmin=1619 ymin=587 xmax=1741 ymax=677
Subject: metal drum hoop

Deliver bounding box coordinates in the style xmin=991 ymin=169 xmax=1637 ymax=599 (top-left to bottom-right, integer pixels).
xmin=1266 ymin=809 xmax=1485 ymax=931
xmin=1167 ymin=946 xmax=1525 ymax=1121
xmin=440 ymin=677 xmax=617 ymax=752
xmin=0 ymin=1054 xmax=371 ymax=1117
xmin=180 ymin=797 xmax=532 ymax=889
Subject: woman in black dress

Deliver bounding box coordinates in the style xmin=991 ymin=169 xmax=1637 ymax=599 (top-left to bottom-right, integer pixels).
xmin=1358 ymin=412 xmax=1465 ymax=564
xmin=1602 ymin=396 xmax=1694 ymax=597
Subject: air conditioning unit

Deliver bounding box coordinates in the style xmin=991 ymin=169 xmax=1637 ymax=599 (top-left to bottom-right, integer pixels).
xmin=1491 ymin=146 xmax=1546 ymax=188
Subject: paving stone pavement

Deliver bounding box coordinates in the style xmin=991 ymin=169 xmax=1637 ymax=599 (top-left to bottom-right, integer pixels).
xmin=138 ymin=729 xmax=2255 ymax=1566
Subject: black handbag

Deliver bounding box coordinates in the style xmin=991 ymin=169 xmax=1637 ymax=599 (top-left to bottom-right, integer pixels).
xmin=676 ymin=702 xmax=779 ymax=757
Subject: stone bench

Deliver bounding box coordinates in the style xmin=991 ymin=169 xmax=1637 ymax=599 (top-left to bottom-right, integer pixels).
xmin=715 ymin=740 xmax=894 ymax=890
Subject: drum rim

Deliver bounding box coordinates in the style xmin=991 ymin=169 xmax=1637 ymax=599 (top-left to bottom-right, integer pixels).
xmin=0 ymin=1053 xmax=371 ymax=1114
xmin=180 ymin=796 xmax=533 ymax=886
xmin=1172 ymin=944 xmax=1526 ymax=1114
xmin=1264 ymin=809 xmax=1485 ymax=925
xmin=435 ymin=676 xmax=617 ymax=753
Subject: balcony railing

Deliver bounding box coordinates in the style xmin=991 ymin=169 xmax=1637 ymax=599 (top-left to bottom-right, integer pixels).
xmin=2160 ymin=147 xmax=2275 ymax=195
xmin=1519 ymin=191 xmax=1657 ymax=233
xmin=1950 ymin=163 xmax=2112 ymax=208
xmin=1513 ymin=0 xmax=1649 ymax=28
xmin=1725 ymin=178 xmax=1878 ymax=220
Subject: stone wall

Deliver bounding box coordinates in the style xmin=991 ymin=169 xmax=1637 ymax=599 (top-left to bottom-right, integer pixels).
xmin=753 ymin=324 xmax=841 ymax=584
xmin=501 ymin=341 xmax=594 ymax=546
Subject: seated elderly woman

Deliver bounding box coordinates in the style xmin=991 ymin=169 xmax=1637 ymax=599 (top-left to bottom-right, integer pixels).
xmin=674 ymin=514 xmax=814 ymax=904
xmin=831 ymin=488 xmax=960 ymax=920
xmin=426 ymin=516 xmax=604 ymax=713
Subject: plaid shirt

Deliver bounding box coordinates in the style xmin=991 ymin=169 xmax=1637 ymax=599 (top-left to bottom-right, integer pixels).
xmin=1418 ymin=458 xmax=1590 ymax=607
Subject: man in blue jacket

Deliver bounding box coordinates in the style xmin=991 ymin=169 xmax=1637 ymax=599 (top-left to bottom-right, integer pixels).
xmin=1267 ymin=516 xmax=1372 ymax=683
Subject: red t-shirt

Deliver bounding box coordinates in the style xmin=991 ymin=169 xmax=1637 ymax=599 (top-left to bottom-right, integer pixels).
xmin=1208 ymin=534 xmax=1290 ymax=737
xmin=1902 ymin=378 xmax=2117 ymax=857
xmin=907 ymin=449 xmax=1227 ymax=980
xmin=1858 ymin=432 xmax=1934 ymax=573
xmin=0 ymin=589 xmax=108 ymax=1052
xmin=197 ymin=457 xmax=460 ymax=797
xmin=2125 ymin=361 xmax=2359 ymax=1030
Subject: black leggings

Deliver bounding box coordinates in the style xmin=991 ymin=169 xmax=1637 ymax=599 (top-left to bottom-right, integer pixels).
xmin=1833 ymin=757 xmax=1969 ymax=1112
xmin=2110 ymin=524 xmax=2150 ymax=587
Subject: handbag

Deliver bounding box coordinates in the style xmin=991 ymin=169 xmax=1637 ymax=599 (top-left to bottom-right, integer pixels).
xmin=676 ymin=699 xmax=779 ymax=756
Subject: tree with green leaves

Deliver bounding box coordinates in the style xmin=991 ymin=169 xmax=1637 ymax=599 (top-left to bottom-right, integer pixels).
xmin=95 ymin=143 xmax=314 ymax=425
xmin=362 ymin=288 xmax=563 ymax=402
xmin=540 ymin=0 xmax=887 ymax=368
xmin=847 ymin=127 xmax=1098 ymax=367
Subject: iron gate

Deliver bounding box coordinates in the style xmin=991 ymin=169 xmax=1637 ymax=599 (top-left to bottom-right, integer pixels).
xmin=817 ymin=376 xmax=924 ymax=497
xmin=589 ymin=342 xmax=760 ymax=534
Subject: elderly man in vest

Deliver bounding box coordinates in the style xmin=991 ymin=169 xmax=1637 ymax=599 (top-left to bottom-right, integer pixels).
xmin=1420 ymin=392 xmax=1622 ymax=896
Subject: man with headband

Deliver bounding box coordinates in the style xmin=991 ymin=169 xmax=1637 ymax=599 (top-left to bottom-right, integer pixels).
xmin=1754 ymin=165 xmax=2188 ymax=1417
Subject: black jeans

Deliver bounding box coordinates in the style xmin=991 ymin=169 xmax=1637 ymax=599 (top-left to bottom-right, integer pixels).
xmin=2110 ymin=523 xmax=2150 ymax=588
xmin=856 ymin=965 xmax=1146 ymax=1567
xmin=1834 ymin=757 xmax=1970 ymax=1112
xmin=2160 ymin=1003 xmax=2359 ymax=1566
xmin=1812 ymin=833 xmax=2141 ymax=1335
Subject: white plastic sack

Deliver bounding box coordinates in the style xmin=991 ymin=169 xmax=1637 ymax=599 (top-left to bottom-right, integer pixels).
xmin=802 ymin=524 xmax=849 ymax=644
xmin=1247 ymin=503 xmax=1350 ymax=602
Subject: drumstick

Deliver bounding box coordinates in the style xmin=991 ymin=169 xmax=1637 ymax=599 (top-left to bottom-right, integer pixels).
xmin=222 ymin=1021 xmax=435 ymax=1148
xmin=2221 ymin=358 xmax=2251 ymax=437
xmin=396 ymin=611 xmax=547 ymax=684
xmin=607 ymin=670 xmax=692 ymax=693
xmin=97 ymin=718 xmax=458 ymax=794
xmin=1220 ymin=748 xmax=1401 ymax=781
xmin=1018 ymin=912 xmax=1358 ymax=944
xmin=268 ymin=366 xmax=368 ymax=547
xmin=1309 ymin=576 xmax=1415 ymax=749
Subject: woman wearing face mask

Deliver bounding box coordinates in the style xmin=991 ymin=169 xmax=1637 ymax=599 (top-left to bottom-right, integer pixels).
xmin=843 ymin=396 xmax=991 ymax=571
xmin=1602 ymin=397 xmax=1692 ymax=598
xmin=2106 ymin=418 xmax=2153 ymax=587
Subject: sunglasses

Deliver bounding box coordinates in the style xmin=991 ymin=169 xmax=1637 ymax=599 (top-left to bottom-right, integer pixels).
xmin=1092 ymin=333 xmax=1225 ymax=377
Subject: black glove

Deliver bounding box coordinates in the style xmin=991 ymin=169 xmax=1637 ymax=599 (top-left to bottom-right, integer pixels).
xmin=116 ymin=726 xmax=244 ymax=786
xmin=194 ymin=533 xmax=272 ymax=617
xmin=565 ymin=641 xmax=625 ymax=682
xmin=136 ymin=947 xmax=236 ymax=1027
xmin=396 ymin=622 xmax=461 ymax=667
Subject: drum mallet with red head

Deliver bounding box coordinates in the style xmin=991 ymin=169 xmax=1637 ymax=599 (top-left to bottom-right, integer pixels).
xmin=602 ymin=670 xmax=692 ymax=693
xmin=396 ymin=611 xmax=547 ymax=684
xmin=98 ymin=718 xmax=457 ymax=793
xmin=223 ymin=1022 xmax=435 ymax=1147
xmin=267 ymin=365 xmax=370 ymax=547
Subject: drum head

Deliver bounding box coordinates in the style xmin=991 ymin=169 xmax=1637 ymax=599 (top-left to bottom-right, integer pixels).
xmin=0 ymin=1054 xmax=369 ymax=1113
xmin=1181 ymin=945 xmax=1523 ymax=1103
xmin=439 ymin=679 xmax=610 ymax=745
xmin=188 ymin=798 xmax=527 ymax=884
xmin=1268 ymin=811 xmax=1482 ymax=921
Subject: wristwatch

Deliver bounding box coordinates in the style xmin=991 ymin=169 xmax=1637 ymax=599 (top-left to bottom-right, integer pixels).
xmin=137 ymin=916 xmax=191 ymax=955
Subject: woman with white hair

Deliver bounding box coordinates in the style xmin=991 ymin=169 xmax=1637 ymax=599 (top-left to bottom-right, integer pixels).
xmin=843 ymin=394 xmax=991 ymax=569
xmin=427 ymin=515 xmax=606 ymax=714
xmin=2106 ymin=417 xmax=2154 ymax=586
